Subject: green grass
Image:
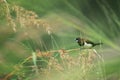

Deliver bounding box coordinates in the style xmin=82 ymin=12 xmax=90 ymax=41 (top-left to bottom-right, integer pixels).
xmin=0 ymin=0 xmax=120 ymax=80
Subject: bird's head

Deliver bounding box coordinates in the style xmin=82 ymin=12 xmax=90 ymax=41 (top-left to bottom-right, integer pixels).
xmin=75 ymin=37 xmax=81 ymax=42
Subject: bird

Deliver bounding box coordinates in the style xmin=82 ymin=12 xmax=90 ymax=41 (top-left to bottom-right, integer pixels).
xmin=75 ymin=37 xmax=103 ymax=48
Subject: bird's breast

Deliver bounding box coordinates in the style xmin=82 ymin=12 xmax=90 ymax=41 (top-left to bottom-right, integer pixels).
xmin=84 ymin=42 xmax=92 ymax=48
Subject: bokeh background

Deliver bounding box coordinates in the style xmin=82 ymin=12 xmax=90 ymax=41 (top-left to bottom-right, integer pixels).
xmin=0 ymin=0 xmax=120 ymax=80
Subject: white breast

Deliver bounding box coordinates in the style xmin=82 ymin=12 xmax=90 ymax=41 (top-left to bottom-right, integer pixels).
xmin=84 ymin=42 xmax=92 ymax=48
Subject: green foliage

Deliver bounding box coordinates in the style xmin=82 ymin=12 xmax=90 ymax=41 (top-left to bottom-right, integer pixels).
xmin=0 ymin=0 xmax=120 ymax=80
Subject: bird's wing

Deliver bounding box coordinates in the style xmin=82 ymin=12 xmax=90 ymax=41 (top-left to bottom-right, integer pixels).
xmin=85 ymin=40 xmax=95 ymax=44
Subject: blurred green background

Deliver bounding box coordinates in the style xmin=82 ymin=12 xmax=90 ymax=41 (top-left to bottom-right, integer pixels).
xmin=0 ymin=0 xmax=120 ymax=79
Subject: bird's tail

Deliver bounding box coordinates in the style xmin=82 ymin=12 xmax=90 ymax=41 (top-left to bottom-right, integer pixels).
xmin=94 ymin=43 xmax=103 ymax=46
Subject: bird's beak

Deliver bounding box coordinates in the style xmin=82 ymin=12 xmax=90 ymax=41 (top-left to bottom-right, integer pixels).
xmin=75 ymin=39 xmax=78 ymax=42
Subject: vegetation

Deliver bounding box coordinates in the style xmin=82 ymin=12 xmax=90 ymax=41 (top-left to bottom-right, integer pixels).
xmin=0 ymin=0 xmax=120 ymax=80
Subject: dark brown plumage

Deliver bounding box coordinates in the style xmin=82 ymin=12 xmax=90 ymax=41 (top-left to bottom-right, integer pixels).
xmin=75 ymin=37 xmax=103 ymax=48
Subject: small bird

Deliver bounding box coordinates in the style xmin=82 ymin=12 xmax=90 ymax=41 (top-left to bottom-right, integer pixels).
xmin=75 ymin=37 xmax=103 ymax=48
